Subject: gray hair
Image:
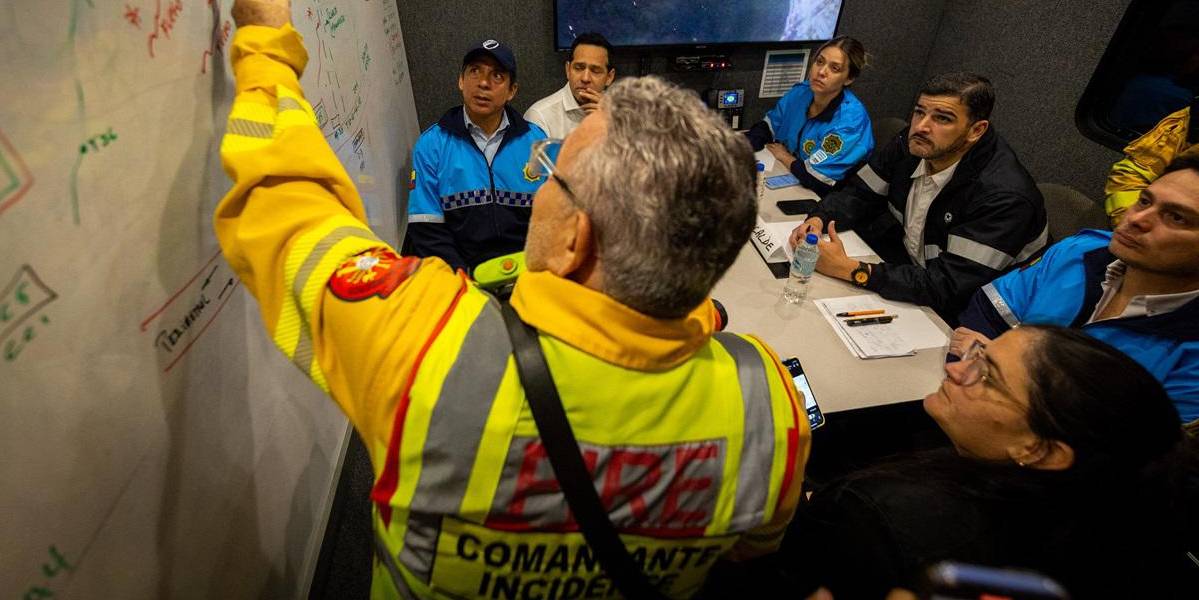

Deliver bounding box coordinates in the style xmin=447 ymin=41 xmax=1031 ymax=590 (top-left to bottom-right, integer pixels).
xmin=570 ymin=76 xmax=756 ymax=318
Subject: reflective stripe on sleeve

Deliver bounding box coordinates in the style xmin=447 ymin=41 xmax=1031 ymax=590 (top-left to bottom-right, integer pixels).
xmin=712 ymin=332 xmax=776 ymax=531
xmin=946 ymin=234 xmax=1014 ymax=270
xmin=407 ymin=213 xmax=445 ymax=224
xmin=983 ymin=283 xmax=1022 ymax=328
xmin=857 ymin=164 xmax=890 ymax=196
xmin=803 ymin=160 xmax=836 ymax=186
xmin=1013 ymin=224 xmax=1049 ymax=264
xmin=924 ymin=245 xmax=942 ymax=260
xmin=888 ymin=202 xmax=903 ymax=223
xmin=763 ymin=115 xmax=775 ymax=138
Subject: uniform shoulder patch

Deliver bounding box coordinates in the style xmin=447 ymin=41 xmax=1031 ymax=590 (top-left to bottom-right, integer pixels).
xmin=408 ymin=170 xmax=416 ymax=190
xmin=802 ymin=139 xmax=817 ymax=156
xmin=821 ymin=133 xmax=843 ymax=155
xmin=328 ymin=248 xmax=419 ymax=302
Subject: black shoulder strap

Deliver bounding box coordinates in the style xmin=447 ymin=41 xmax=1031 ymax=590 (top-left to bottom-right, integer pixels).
xmin=498 ymin=302 xmax=668 ymax=600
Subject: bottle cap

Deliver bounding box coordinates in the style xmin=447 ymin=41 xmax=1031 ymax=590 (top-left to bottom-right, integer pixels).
xmin=756 ymin=161 xmax=765 ymax=172
xmin=805 ymin=233 xmax=819 ymax=245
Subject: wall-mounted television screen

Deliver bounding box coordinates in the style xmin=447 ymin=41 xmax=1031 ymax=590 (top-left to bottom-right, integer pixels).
xmin=554 ymin=0 xmax=845 ymax=50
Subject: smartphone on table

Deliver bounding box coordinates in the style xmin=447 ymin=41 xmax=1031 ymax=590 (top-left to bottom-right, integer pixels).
xmin=764 ymin=173 xmax=800 ymax=189
xmin=782 ymin=357 xmax=824 ymax=429
xmin=776 ymin=199 xmax=819 ymax=215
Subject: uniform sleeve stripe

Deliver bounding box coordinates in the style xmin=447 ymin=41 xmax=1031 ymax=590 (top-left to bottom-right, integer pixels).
xmin=857 ymin=164 xmax=890 ymax=195
xmin=763 ymin=115 xmax=775 ymax=137
xmin=228 ymin=118 xmax=274 ymax=139
xmin=947 ymin=234 xmax=1014 ymax=270
xmin=288 ymin=226 xmax=382 ymax=388
xmin=407 ymin=214 xmax=444 ymax=224
xmin=1013 ymin=224 xmax=1049 ymax=264
xmin=983 ymin=283 xmax=1021 ymax=328
xmin=803 ymin=160 xmax=836 ymax=186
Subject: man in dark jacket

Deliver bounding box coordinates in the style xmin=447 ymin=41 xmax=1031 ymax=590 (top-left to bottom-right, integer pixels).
xmin=790 ymin=72 xmax=1047 ymax=321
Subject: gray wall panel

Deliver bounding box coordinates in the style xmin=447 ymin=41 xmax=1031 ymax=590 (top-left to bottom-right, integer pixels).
xmin=921 ymin=0 xmax=1131 ymax=199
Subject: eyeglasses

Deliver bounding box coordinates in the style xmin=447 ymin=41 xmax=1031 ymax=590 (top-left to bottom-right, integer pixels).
xmin=953 ymin=340 xmax=1014 ymax=398
xmin=527 ymin=138 xmax=576 ymax=199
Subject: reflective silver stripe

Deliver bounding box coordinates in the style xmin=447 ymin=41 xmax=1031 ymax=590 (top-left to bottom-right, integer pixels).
xmin=946 ymin=235 xmax=1014 ymax=270
xmin=983 ymin=283 xmax=1021 ymax=328
xmin=888 ymin=202 xmax=904 ymax=223
xmin=1013 ymin=223 xmax=1049 ymax=263
xmin=803 ymin=160 xmax=836 ymax=186
xmin=228 ymin=118 xmax=273 ymax=139
xmin=857 ymin=164 xmax=889 ymax=196
xmin=291 ymin=226 xmax=381 ymax=375
xmin=712 ymin=332 xmax=775 ymax=530
xmin=763 ymin=115 xmax=775 ymax=137
xmin=924 ymin=245 xmax=942 ymax=260
xmin=407 ymin=213 xmax=444 ymax=224
xmin=375 ymin=532 xmax=419 ymax=599
xmin=277 ymin=97 xmax=304 ymax=112
xmin=400 ymin=303 xmax=510 ymax=582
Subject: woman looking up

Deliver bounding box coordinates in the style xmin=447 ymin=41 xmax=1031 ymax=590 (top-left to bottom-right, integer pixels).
xmin=781 ymin=325 xmax=1198 ymax=599
xmin=745 ymin=36 xmax=873 ymax=195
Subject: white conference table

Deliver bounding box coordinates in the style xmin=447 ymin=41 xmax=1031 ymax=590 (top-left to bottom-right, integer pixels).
xmin=712 ymin=176 xmax=953 ymax=414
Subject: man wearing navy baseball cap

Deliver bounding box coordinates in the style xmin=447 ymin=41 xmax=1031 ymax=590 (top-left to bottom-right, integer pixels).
xmin=405 ymin=38 xmax=548 ymax=273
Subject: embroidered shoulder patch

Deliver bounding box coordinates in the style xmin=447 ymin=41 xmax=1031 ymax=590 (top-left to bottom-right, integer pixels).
xmin=802 ymin=139 xmax=817 ymax=156
xmin=328 ymin=248 xmax=418 ymax=302
xmin=821 ymin=133 xmax=843 ymax=155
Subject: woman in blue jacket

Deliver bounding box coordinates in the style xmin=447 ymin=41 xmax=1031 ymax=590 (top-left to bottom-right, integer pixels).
xmin=745 ymin=36 xmax=873 ymax=195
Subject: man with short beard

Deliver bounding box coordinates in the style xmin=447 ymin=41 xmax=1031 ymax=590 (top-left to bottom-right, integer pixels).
xmin=953 ymin=154 xmax=1199 ymax=425
xmin=790 ymin=72 xmax=1047 ymax=322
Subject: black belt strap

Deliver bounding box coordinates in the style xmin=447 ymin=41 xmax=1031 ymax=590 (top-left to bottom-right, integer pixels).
xmin=499 ymin=302 xmax=668 ymax=600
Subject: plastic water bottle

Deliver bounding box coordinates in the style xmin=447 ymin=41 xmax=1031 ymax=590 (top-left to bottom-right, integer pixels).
xmin=783 ymin=232 xmax=820 ymax=304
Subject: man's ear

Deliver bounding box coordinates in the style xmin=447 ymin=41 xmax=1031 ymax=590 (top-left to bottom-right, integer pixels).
xmin=1012 ymin=438 xmax=1075 ymax=471
xmin=603 ymin=68 xmax=615 ymax=88
xmin=549 ymin=209 xmax=594 ymax=278
xmin=967 ymin=119 xmax=990 ymax=143
xmin=506 ymin=81 xmax=519 ymax=103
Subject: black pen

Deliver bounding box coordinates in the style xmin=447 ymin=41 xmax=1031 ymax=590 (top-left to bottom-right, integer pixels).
xmin=845 ymin=315 xmax=897 ymax=326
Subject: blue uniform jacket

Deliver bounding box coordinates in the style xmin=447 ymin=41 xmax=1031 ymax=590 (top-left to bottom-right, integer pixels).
xmin=959 ymin=230 xmax=1199 ymax=423
xmin=746 ymin=82 xmax=873 ymax=194
xmin=407 ymin=105 xmax=547 ymax=272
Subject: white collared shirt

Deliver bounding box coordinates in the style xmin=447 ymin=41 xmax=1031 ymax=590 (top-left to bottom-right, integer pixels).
xmin=524 ymin=83 xmax=586 ymax=139
xmin=1089 ymin=260 xmax=1199 ymax=322
xmin=464 ymin=109 xmax=510 ymax=165
xmin=902 ymin=159 xmax=959 ymax=266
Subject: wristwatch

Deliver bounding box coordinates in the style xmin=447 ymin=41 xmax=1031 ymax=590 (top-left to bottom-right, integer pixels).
xmin=850 ymin=262 xmax=873 ymax=288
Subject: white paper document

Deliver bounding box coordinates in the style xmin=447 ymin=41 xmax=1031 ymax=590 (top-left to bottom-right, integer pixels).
xmin=814 ymin=295 xmax=949 ymax=359
xmin=755 ymin=217 xmax=876 ymax=262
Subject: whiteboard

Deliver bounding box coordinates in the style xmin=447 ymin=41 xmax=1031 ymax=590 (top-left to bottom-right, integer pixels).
xmin=0 ymin=1 xmax=420 ymax=597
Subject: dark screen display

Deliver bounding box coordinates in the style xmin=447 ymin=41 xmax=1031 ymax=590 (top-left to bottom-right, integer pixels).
xmin=555 ymin=0 xmax=844 ymax=49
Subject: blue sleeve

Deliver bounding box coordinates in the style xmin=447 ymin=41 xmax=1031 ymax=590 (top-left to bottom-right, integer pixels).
xmin=407 ymin=130 xmax=442 ymax=222
xmin=803 ymin=113 xmax=874 ymax=187
xmin=765 ymin=85 xmax=807 ymax=153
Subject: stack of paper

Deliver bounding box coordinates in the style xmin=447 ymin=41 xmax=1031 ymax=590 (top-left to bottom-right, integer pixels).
xmin=814 ymin=295 xmax=948 ymax=359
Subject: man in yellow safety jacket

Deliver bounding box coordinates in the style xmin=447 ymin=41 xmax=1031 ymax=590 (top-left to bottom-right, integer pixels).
xmin=1105 ymin=101 xmax=1198 ymax=226
xmin=219 ymin=2 xmax=809 ymax=598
